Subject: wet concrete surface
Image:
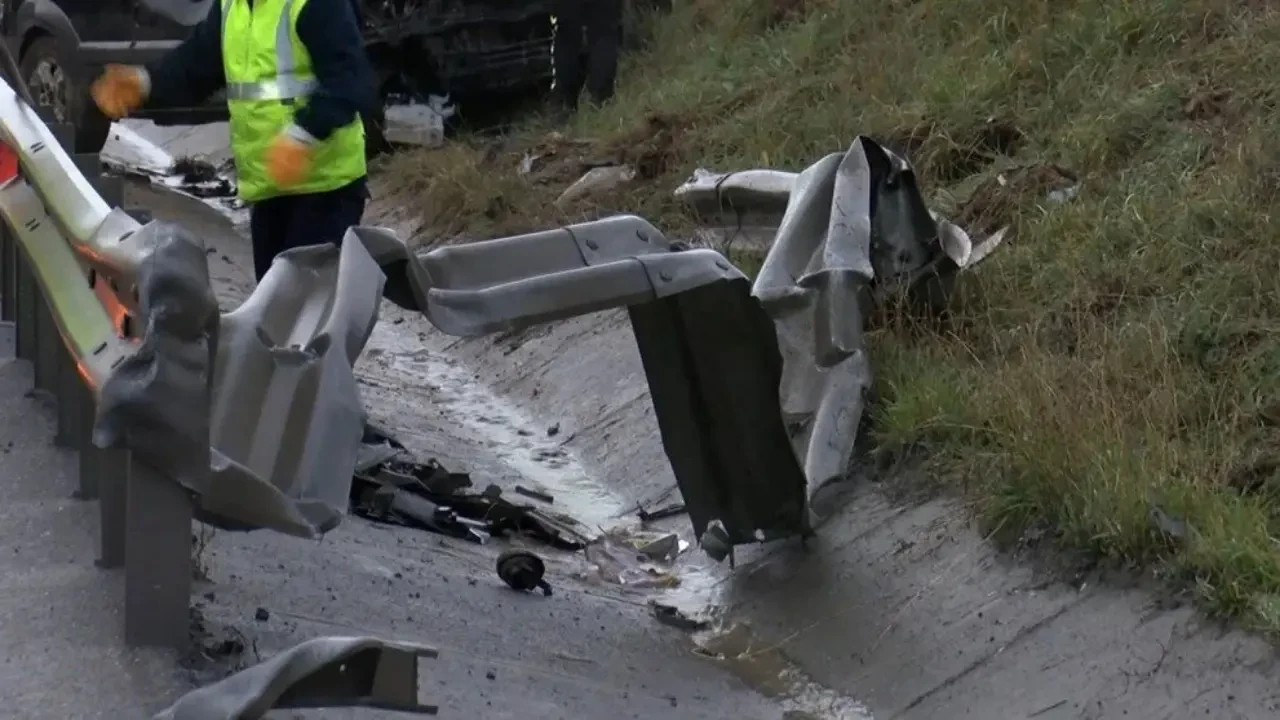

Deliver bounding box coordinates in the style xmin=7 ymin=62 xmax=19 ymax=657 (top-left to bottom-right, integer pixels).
xmin=127 ymin=182 xmax=832 ymax=718
xmin=0 ymin=358 xmax=190 ymax=719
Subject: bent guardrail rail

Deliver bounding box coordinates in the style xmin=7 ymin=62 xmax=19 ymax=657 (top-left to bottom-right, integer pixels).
xmin=0 ymin=75 xmax=388 ymax=660
xmin=154 ymin=636 xmax=441 ymax=719
xmin=204 ymin=238 xmax=385 ymax=537
xmin=349 ymin=137 xmax=1005 ymax=564
xmin=349 ymin=216 xmax=812 ymax=563
xmin=0 ymin=92 xmax=211 ymax=649
xmin=676 ymin=136 xmax=1007 ymax=514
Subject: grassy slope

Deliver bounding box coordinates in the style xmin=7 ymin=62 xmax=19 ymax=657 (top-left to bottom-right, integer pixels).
xmin=382 ymin=0 xmax=1280 ymax=630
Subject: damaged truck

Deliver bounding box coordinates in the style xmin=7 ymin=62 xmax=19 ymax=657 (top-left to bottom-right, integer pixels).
xmin=0 ymin=0 xmax=557 ymax=154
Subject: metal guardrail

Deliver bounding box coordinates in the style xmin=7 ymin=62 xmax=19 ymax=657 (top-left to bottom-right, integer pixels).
xmin=0 ymin=108 xmax=195 ymax=650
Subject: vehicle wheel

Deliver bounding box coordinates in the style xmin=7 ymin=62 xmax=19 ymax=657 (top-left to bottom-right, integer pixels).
xmin=20 ymin=36 xmax=111 ymax=154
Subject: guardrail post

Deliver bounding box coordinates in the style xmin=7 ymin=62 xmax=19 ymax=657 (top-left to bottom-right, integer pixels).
xmin=0 ymin=223 xmax=14 ymax=322
xmin=15 ymin=248 xmax=34 ymax=361
xmin=33 ymin=294 xmax=57 ymax=394
xmin=124 ymin=458 xmax=193 ymax=648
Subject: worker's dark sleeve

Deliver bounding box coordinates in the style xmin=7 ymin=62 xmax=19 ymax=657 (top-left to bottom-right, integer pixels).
xmin=144 ymin=1 xmax=226 ymax=109
xmin=293 ymin=0 xmax=378 ymax=141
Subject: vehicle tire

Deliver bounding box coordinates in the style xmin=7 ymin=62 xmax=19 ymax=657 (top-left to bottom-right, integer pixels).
xmin=20 ymin=36 xmax=111 ymax=154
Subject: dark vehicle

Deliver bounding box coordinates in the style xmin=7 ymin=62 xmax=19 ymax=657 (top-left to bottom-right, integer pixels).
xmin=0 ymin=0 xmax=556 ymax=154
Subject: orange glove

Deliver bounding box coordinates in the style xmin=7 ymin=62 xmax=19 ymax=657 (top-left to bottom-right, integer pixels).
xmin=91 ymin=65 xmax=148 ymax=119
xmin=264 ymin=130 xmax=314 ymax=188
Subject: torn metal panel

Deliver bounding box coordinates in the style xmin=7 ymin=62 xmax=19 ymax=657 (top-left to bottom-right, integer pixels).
xmin=205 ymin=238 xmax=386 ymax=536
xmin=676 ymin=137 xmax=1006 ymax=513
xmin=629 ymin=279 xmax=809 ymax=559
xmin=153 ymin=636 xmax=441 ymax=719
xmin=93 ymin=220 xmax=219 ymax=492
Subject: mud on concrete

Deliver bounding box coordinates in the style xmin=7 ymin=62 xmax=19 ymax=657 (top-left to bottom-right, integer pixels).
xmin=362 ymin=191 xmax=1280 ymax=719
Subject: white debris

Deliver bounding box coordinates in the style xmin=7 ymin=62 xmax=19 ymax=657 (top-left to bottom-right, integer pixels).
xmin=99 ymin=121 xmax=242 ymax=223
xmin=101 ymin=123 xmax=176 ymax=176
xmin=556 ymin=165 xmax=636 ymax=206
xmin=383 ymin=95 xmax=455 ymax=148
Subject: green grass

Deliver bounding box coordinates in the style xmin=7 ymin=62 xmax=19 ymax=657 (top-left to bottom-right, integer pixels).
xmin=382 ymin=0 xmax=1280 ymax=630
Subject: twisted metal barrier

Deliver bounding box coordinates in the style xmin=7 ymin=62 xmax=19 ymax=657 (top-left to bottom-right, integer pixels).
xmin=0 ymin=105 xmax=199 ymax=650
xmin=0 ymin=90 xmax=1000 ymax=710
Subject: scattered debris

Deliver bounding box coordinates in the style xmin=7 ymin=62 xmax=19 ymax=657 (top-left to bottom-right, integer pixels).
xmin=254 ymin=607 xmax=270 ymax=622
xmin=99 ymin=121 xmax=240 ymax=214
xmin=583 ymin=531 xmax=684 ymax=588
xmin=556 ymin=165 xmax=636 ymax=206
xmin=351 ymin=458 xmax=588 ymax=550
xmin=382 ymin=96 xmax=455 ymax=148
xmin=636 ymin=533 xmax=681 ymax=562
xmin=496 ymin=549 xmax=553 ymax=596
xmin=169 ymin=156 xmax=235 ymax=198
xmin=515 ymin=485 xmax=555 ymax=504
xmin=547 ymin=423 xmax=560 ymax=437
xmin=637 ymin=502 xmax=687 ymax=523
xmin=699 ymin=519 xmax=732 ymax=564
xmin=650 ymin=601 xmax=710 ymax=632
xmin=957 ymin=163 xmax=1079 ymax=238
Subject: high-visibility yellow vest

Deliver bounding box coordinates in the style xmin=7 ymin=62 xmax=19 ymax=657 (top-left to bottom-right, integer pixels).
xmin=221 ymin=0 xmax=366 ymax=202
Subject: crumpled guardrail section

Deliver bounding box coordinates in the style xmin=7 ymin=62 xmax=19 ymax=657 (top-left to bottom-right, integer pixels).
xmin=348 ymin=217 xmax=810 ymax=559
xmin=93 ymin=220 xmax=219 ymax=492
xmin=204 ymin=238 xmax=385 ymax=537
xmin=352 ymin=214 xmax=742 ymax=336
xmin=0 ymin=90 xmax=217 ymax=648
xmin=153 ymin=636 xmax=440 ymax=719
xmin=676 ymin=136 xmax=1006 ymax=513
xmin=0 ymin=73 xmax=386 ymax=651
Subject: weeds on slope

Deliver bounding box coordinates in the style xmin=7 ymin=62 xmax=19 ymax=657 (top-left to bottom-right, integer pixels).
xmin=379 ymin=0 xmax=1280 ymax=630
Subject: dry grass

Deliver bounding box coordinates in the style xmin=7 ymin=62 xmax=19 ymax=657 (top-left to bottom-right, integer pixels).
xmin=379 ymin=0 xmax=1280 ymax=630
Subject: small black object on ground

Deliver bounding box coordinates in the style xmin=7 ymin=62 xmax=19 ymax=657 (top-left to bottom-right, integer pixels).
xmin=496 ymin=550 xmax=553 ymax=596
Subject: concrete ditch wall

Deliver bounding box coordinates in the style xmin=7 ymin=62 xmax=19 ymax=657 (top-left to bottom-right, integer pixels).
xmin=367 ymin=200 xmax=1280 ymax=719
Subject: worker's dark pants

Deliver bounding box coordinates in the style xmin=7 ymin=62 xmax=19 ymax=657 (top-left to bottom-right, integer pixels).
xmin=553 ymin=0 xmax=622 ymax=108
xmin=248 ymin=178 xmax=369 ymax=282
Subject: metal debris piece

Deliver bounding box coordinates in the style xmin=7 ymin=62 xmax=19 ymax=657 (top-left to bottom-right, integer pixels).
xmin=556 ymin=165 xmax=636 ymax=206
xmin=153 ymin=636 xmax=441 ymax=719
xmin=637 ymin=533 xmax=680 ymax=562
xmin=674 ymin=136 xmax=1007 ymax=534
xmin=515 ymin=485 xmax=555 ymax=504
xmin=584 ymin=533 xmax=680 ymax=588
xmin=650 ymin=602 xmax=710 ymax=632
xmin=497 ymin=549 xmax=553 ymax=596
xmin=383 ymin=98 xmax=455 ymax=148
xmin=637 ymin=502 xmax=687 ymax=522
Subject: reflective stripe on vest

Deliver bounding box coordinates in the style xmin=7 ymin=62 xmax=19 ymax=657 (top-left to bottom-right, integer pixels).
xmin=221 ymin=0 xmax=365 ymax=202
xmin=222 ymin=0 xmax=317 ymax=101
